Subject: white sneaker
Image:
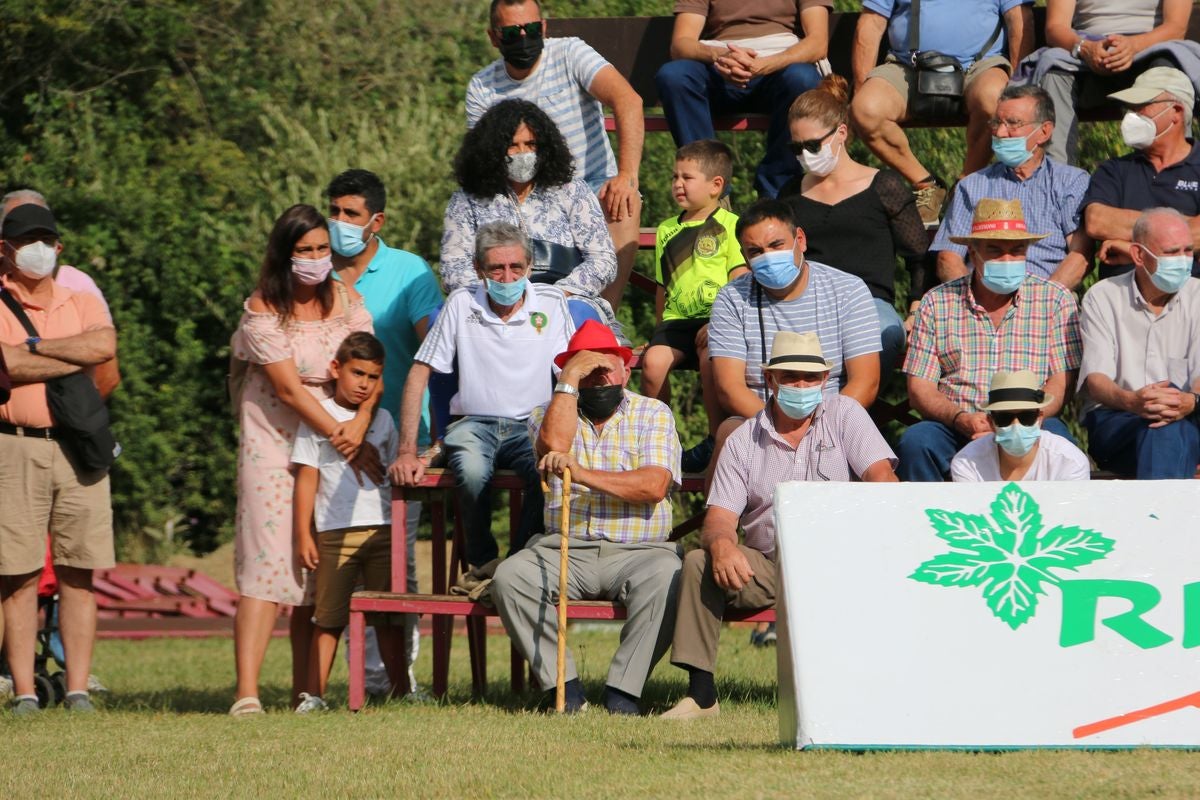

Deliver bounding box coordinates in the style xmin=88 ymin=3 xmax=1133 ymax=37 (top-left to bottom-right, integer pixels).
xmin=295 ymin=692 xmax=328 ymax=714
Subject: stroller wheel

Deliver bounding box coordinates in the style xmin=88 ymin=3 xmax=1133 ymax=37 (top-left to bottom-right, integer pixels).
xmin=33 ymin=673 xmax=54 ymax=709
xmin=50 ymin=672 xmax=67 ymax=706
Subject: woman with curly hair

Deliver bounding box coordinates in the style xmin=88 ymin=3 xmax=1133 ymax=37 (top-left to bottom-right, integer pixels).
xmin=439 ymin=99 xmax=617 ymax=308
xmin=228 ymin=204 xmax=377 ymax=715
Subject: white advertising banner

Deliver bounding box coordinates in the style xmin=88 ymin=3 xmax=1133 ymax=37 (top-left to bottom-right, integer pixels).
xmin=774 ymin=481 xmax=1200 ymax=749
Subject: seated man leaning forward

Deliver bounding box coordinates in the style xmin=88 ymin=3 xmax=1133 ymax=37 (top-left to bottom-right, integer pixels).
xmin=662 ymin=332 xmax=897 ymax=720
xmin=1078 ymin=207 xmax=1200 ymax=479
xmin=391 ymin=221 xmax=573 ymax=570
xmin=951 ymin=369 xmax=1091 ymax=482
xmin=899 ymin=198 xmax=1082 ymax=482
xmin=491 ymin=320 xmax=683 ymax=715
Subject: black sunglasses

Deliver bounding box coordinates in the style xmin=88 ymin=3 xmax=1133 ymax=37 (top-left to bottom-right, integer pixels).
xmin=495 ymin=21 xmax=543 ymax=44
xmin=990 ymin=410 xmax=1039 ymax=427
xmin=788 ymin=127 xmax=837 ymax=155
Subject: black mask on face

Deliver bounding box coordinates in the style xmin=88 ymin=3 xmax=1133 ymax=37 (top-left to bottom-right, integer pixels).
xmin=499 ymin=31 xmax=544 ymax=70
xmin=578 ymin=385 xmax=624 ymax=421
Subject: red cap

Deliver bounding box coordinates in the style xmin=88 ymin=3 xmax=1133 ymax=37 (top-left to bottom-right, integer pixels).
xmin=553 ymin=319 xmax=634 ymax=369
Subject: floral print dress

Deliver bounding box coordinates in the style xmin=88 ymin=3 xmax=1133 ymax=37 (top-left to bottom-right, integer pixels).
xmin=231 ymin=297 xmax=373 ymax=605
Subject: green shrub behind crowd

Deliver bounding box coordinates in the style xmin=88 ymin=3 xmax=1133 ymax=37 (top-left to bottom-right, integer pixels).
xmin=0 ymin=0 xmax=1118 ymax=558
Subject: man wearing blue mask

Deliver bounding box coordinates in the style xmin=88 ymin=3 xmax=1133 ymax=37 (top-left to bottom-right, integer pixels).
xmin=390 ymin=222 xmax=573 ymax=569
xmin=900 ymin=198 xmax=1082 ymax=482
xmin=951 ymin=370 xmax=1090 ymax=481
xmin=930 ymin=85 xmax=1092 ymax=289
xmin=1079 ymin=207 xmax=1200 ymax=479
xmin=1081 ymin=67 xmax=1200 ymax=280
xmin=662 ymin=331 xmax=897 ymax=720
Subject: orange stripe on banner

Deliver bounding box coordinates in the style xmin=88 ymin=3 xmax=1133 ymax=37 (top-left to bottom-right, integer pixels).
xmin=1072 ymin=691 xmax=1200 ymax=738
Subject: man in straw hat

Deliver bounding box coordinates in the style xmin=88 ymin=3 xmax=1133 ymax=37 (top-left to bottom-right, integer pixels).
xmin=661 ymin=332 xmax=896 ymax=721
xmin=1082 ymin=66 xmax=1200 ymax=280
xmin=950 ymin=369 xmax=1090 ymax=482
xmin=490 ymin=320 xmax=683 ymax=715
xmin=1078 ymin=206 xmax=1200 ymax=479
xmin=899 ymin=197 xmax=1081 ymax=482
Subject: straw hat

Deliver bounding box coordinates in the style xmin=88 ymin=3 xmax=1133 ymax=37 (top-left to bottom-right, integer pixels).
xmin=981 ymin=370 xmax=1054 ymax=412
xmin=948 ymin=198 xmax=1050 ymax=245
xmin=760 ymin=331 xmax=833 ymax=373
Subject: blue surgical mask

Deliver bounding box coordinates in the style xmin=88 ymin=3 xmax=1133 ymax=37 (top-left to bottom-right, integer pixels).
xmin=775 ymin=385 xmax=822 ymax=419
xmin=991 ymin=133 xmax=1034 ymax=168
xmin=981 ymin=259 xmax=1027 ymax=294
xmin=994 ymin=421 xmax=1041 ymax=457
xmin=1143 ymin=248 xmax=1193 ymax=294
xmin=327 ymin=216 xmax=376 ymax=257
xmin=749 ymin=248 xmax=801 ymax=290
xmin=485 ymin=276 xmax=527 ymax=306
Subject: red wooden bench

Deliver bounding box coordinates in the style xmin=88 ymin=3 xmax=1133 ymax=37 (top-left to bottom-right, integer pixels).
xmin=346 ymin=469 xmax=775 ymax=709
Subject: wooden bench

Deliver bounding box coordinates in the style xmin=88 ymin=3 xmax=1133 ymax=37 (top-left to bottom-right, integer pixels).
xmin=346 ymin=468 xmax=773 ymax=708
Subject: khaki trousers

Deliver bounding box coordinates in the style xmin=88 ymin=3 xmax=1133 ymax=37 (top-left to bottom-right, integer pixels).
xmin=670 ymin=545 xmax=776 ymax=673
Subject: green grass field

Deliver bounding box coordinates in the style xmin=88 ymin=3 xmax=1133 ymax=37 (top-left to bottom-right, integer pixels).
xmin=3 ymin=626 xmax=1197 ymax=798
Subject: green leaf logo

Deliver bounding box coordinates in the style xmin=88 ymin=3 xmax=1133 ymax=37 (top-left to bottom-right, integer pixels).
xmin=909 ymin=483 xmax=1115 ymax=629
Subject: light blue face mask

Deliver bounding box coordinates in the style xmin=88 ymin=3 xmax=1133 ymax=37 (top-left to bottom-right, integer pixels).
xmin=775 ymin=384 xmax=822 ymax=420
xmin=994 ymin=421 xmax=1041 ymax=457
xmin=749 ymin=248 xmax=801 ymax=290
xmin=1142 ymin=248 xmax=1193 ymax=294
xmin=485 ymin=276 xmax=527 ymax=306
xmin=991 ymin=133 xmax=1034 ymax=168
xmin=981 ymin=259 xmax=1027 ymax=294
xmin=328 ymin=216 xmax=376 ymax=258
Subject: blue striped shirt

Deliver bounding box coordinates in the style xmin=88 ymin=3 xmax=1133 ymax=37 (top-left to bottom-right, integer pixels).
xmin=708 ymin=262 xmax=882 ymax=399
xmin=466 ymin=37 xmax=617 ymax=190
xmin=930 ymin=156 xmax=1089 ymax=279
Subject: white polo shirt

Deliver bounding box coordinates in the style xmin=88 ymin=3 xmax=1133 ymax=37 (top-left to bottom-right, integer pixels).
xmin=415 ymin=283 xmax=573 ymax=420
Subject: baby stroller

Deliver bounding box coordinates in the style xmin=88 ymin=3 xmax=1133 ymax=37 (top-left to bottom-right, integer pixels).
xmin=0 ymin=544 xmax=69 ymax=708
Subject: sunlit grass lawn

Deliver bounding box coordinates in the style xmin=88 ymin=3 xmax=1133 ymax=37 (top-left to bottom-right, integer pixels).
xmin=3 ymin=625 xmax=1198 ymax=798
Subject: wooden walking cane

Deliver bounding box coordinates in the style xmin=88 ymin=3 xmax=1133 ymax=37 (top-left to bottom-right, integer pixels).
xmin=546 ymin=467 xmax=572 ymax=713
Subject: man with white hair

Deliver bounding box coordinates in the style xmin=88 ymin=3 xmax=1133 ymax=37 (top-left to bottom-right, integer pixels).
xmin=1081 ymin=67 xmax=1200 ymax=279
xmin=1078 ymin=206 xmax=1200 ymax=479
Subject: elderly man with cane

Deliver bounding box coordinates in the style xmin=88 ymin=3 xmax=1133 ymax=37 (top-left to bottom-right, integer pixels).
xmin=490 ymin=320 xmax=683 ymax=714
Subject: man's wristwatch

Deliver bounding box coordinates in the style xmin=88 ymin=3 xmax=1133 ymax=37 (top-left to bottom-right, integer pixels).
xmin=1071 ymin=38 xmax=1084 ymax=59
xmin=553 ymin=381 xmax=579 ymax=398
xmin=25 ymin=336 xmax=40 ymax=354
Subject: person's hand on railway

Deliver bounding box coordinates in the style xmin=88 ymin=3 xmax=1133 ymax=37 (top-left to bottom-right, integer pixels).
xmin=389 ymin=450 xmax=426 ymax=487
xmin=540 ymin=449 xmax=581 ymax=480
xmin=598 ymin=172 xmax=639 ymax=222
xmin=709 ymin=537 xmax=754 ymax=591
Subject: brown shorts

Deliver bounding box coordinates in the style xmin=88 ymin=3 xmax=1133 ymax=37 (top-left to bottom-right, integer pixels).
xmin=313 ymin=524 xmax=392 ymax=629
xmin=0 ymin=432 xmax=114 ymax=575
xmin=868 ymin=54 xmax=1011 ymax=114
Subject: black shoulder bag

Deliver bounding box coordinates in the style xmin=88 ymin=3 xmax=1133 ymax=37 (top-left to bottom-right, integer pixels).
xmin=908 ymin=0 xmax=1003 ymax=120
xmin=0 ymin=288 xmax=116 ymax=472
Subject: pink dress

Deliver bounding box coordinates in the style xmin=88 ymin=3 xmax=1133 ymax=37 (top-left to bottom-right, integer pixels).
xmin=231 ymin=297 xmax=373 ymax=605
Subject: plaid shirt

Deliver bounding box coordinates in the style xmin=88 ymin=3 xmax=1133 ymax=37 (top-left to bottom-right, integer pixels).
xmin=903 ymin=274 xmax=1082 ymax=410
xmin=529 ymin=391 xmax=681 ymax=543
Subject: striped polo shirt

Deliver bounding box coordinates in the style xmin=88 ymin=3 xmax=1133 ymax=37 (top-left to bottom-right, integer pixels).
xmin=708 ymin=262 xmax=883 ymax=400
xmin=466 ymin=37 xmax=618 ymax=190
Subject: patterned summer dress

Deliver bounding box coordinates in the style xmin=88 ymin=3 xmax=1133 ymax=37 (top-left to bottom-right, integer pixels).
xmin=231 ymin=296 xmax=373 ymax=605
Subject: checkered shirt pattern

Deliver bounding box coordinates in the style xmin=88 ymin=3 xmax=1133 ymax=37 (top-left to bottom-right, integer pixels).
xmin=529 ymin=391 xmax=681 ymax=543
xmin=708 ymin=395 xmax=896 ymax=559
xmin=903 ymin=274 xmax=1082 ymax=410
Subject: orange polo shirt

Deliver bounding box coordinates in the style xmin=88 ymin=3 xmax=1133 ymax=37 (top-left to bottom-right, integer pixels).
xmin=0 ymin=275 xmax=112 ymax=428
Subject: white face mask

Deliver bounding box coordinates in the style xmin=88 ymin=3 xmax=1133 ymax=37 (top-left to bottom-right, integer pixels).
xmin=1120 ymin=107 xmax=1173 ymax=150
xmin=796 ymin=140 xmax=841 ymax=177
xmin=506 ymin=151 xmax=538 ymax=184
xmin=13 ymin=241 xmax=57 ymax=279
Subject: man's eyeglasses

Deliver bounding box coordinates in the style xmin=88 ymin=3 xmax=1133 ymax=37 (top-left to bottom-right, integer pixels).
xmin=987 ymin=118 xmax=1038 ymax=132
xmin=787 ymin=127 xmax=837 ymax=155
xmin=990 ymin=410 xmax=1039 ymax=427
xmin=495 ymin=21 xmax=543 ymax=44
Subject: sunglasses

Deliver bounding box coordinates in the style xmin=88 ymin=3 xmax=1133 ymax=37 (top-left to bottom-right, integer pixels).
xmin=495 ymin=21 xmax=543 ymax=44
xmin=990 ymin=410 xmax=1039 ymax=427
xmin=788 ymin=127 xmax=837 ymax=155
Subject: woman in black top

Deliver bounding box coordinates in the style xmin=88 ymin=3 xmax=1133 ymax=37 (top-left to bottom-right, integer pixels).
xmin=778 ymin=75 xmax=929 ymax=376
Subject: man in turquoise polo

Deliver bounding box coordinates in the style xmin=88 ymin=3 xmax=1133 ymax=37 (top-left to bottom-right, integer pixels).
xmin=326 ymin=168 xmax=443 ymax=693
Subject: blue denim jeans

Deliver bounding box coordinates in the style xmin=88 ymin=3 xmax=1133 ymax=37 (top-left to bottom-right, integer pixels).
xmin=655 ymin=59 xmax=821 ymax=198
xmin=874 ymin=298 xmax=906 ymax=378
xmin=1085 ymin=408 xmax=1200 ymax=479
xmin=443 ymin=415 xmax=544 ymax=567
xmin=897 ymin=416 xmax=1074 ymax=482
